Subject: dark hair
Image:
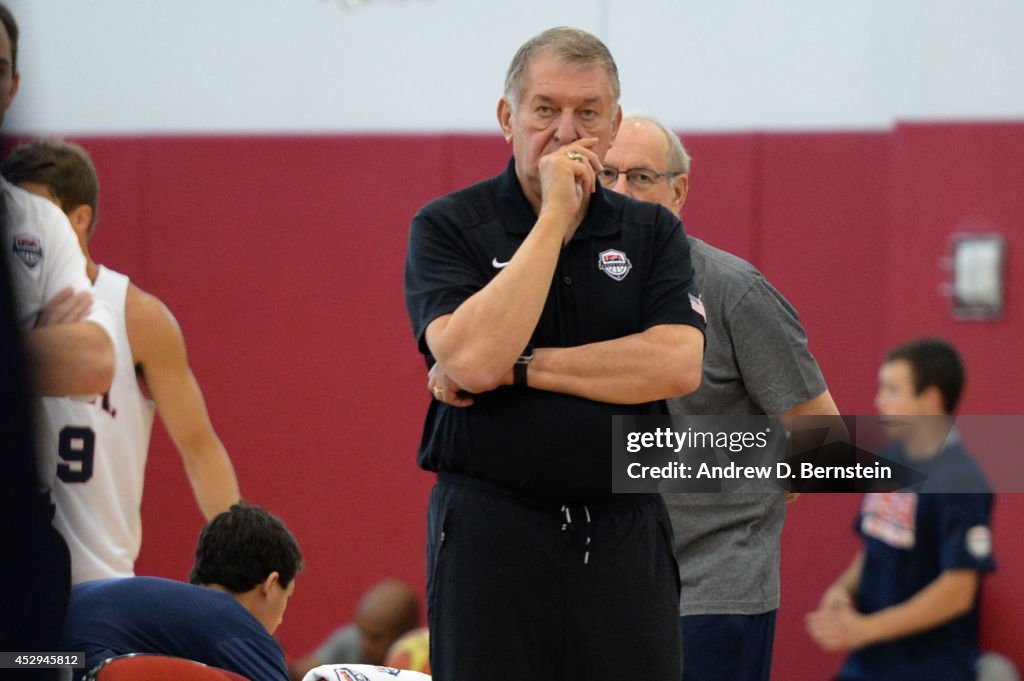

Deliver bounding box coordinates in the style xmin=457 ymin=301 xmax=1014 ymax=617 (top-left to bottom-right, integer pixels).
xmin=190 ymin=502 xmax=303 ymax=593
xmin=2 ymin=138 xmax=100 ymax=236
xmin=885 ymin=337 xmax=965 ymax=414
xmin=0 ymin=4 xmax=17 ymax=73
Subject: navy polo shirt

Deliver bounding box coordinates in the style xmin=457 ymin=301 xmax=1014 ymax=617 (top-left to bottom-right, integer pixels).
xmin=405 ymin=158 xmax=705 ymax=503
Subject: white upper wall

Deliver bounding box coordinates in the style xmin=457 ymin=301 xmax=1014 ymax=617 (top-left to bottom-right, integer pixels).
xmin=5 ymin=0 xmax=1024 ymax=135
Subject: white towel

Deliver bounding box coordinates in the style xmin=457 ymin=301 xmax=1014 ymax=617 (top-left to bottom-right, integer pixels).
xmin=301 ymin=664 xmax=432 ymax=681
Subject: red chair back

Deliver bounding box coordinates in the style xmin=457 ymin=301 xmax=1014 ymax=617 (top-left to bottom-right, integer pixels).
xmin=86 ymin=653 xmax=251 ymax=681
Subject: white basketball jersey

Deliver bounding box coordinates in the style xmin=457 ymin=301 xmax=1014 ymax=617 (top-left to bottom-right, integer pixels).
xmin=45 ymin=266 xmax=156 ymax=584
xmin=4 ymin=179 xmax=117 ymax=491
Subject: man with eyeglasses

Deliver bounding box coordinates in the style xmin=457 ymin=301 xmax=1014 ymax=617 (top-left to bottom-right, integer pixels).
xmin=603 ymin=115 xmax=839 ymax=681
xmin=404 ymin=29 xmax=706 ymax=681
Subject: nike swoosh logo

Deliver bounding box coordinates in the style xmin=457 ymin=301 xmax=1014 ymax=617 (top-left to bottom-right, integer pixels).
xmin=492 ymin=257 xmax=510 ymax=269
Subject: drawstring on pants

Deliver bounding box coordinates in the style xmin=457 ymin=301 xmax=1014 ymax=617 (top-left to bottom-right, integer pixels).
xmin=561 ymin=504 xmax=592 ymax=564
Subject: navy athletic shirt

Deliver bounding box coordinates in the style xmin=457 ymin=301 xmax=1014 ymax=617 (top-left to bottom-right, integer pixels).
xmin=405 ymin=158 xmax=705 ymax=504
xmin=61 ymin=577 xmax=288 ymax=681
xmin=839 ymin=439 xmax=995 ymax=681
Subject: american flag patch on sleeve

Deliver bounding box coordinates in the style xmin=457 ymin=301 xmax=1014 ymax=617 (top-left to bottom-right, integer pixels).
xmin=689 ymin=292 xmax=706 ymax=321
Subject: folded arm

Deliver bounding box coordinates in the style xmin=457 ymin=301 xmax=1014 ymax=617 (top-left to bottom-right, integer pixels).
xmin=24 ymin=321 xmax=114 ymax=396
xmin=26 ymin=287 xmax=114 ymax=396
xmin=517 ymin=324 xmax=703 ymax=404
xmin=424 ymin=209 xmax=565 ymax=394
xmin=422 ymin=142 xmax=608 ymax=393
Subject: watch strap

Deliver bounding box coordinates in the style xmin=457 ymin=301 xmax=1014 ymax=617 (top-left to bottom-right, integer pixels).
xmin=513 ymin=344 xmax=534 ymax=387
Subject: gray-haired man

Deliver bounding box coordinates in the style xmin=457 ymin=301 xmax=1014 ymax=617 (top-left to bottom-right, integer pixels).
xmin=603 ymin=115 xmax=839 ymax=681
xmin=405 ymin=29 xmax=706 ymax=681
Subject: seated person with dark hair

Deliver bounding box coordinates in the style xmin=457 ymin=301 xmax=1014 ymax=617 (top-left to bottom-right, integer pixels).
xmin=61 ymin=502 xmax=302 ymax=681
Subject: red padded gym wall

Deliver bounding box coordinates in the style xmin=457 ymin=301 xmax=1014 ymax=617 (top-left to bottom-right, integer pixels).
xmin=84 ymin=135 xmax=449 ymax=658
xmin=756 ymin=132 xmax=893 ymax=415
xmin=885 ymin=122 xmax=1024 ymax=413
xmin=676 ymin=133 xmax=761 ymax=263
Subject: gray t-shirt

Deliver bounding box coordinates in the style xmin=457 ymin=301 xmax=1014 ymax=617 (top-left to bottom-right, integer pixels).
xmin=663 ymin=237 xmax=827 ymax=616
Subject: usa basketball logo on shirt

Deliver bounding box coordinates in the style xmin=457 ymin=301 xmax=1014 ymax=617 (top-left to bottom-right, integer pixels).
xmin=598 ymin=249 xmax=631 ymax=281
xmin=12 ymin=233 xmax=42 ymax=269
xmin=861 ymin=492 xmax=917 ymax=549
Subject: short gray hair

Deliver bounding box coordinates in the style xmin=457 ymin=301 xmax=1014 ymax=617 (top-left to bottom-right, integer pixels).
xmin=504 ymin=27 xmax=620 ymax=108
xmin=623 ymin=114 xmax=691 ymax=174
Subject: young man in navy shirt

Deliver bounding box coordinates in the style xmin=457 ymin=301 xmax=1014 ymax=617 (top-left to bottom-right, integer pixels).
xmin=807 ymin=338 xmax=995 ymax=681
xmin=61 ymin=502 xmax=302 ymax=681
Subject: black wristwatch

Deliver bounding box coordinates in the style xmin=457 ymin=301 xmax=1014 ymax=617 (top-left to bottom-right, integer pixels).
xmin=513 ymin=344 xmax=535 ymax=387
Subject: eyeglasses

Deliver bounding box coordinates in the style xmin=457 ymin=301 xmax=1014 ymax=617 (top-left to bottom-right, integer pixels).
xmin=598 ymin=166 xmax=682 ymax=189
